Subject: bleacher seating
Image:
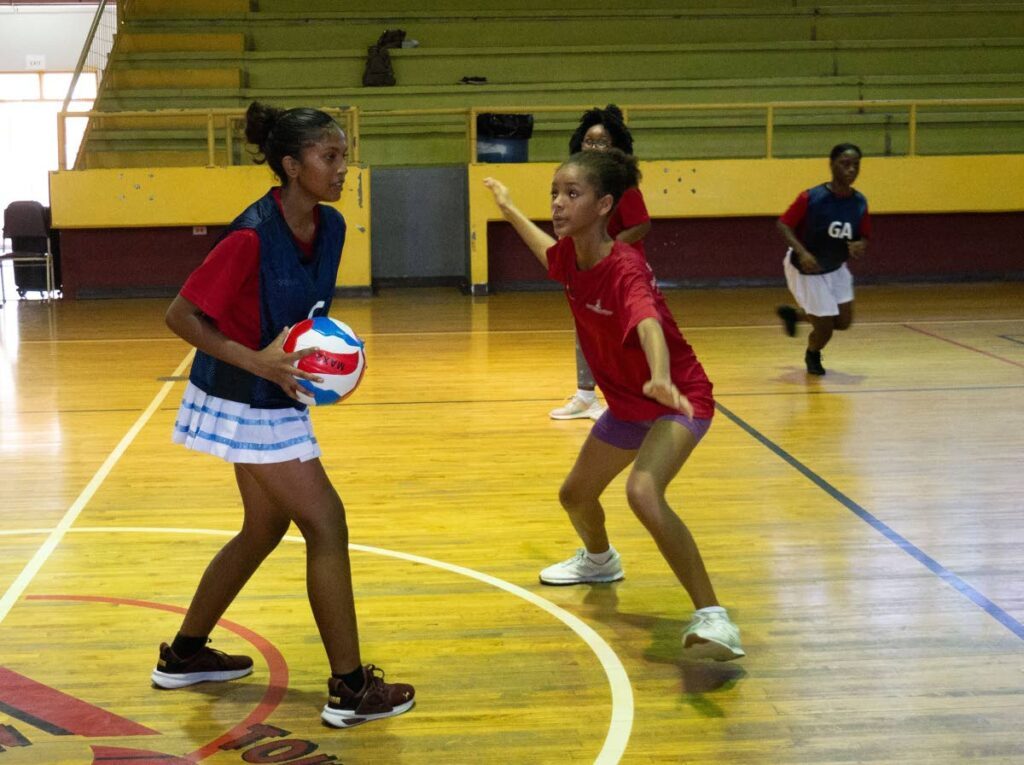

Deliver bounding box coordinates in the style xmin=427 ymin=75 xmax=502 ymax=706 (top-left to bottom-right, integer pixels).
xmin=76 ymin=2 xmax=1024 ymax=168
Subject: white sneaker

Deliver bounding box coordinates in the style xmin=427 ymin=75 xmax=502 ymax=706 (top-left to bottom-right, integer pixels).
xmin=550 ymin=395 xmax=603 ymax=420
xmin=588 ymin=404 xmax=606 ymax=421
xmin=539 ymin=548 xmax=624 ymax=585
xmin=681 ymin=610 xmax=745 ymax=661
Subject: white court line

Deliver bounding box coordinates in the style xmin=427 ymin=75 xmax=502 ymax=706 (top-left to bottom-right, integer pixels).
xmin=0 ymin=351 xmax=194 ymax=626
xmin=16 ymin=318 xmax=1023 ymax=344
xmin=28 ymin=525 xmax=635 ymax=765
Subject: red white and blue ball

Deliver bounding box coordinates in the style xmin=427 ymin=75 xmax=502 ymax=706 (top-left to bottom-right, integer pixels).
xmin=284 ymin=317 xmax=366 ymax=406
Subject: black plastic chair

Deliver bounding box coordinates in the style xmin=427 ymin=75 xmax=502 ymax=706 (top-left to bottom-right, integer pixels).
xmin=1 ymin=201 xmax=57 ymax=304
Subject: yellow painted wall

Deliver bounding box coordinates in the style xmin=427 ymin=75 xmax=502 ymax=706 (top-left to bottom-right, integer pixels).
xmin=467 ymin=154 xmax=1024 ymax=287
xmin=47 ymin=155 xmax=1024 ymax=292
xmin=49 ymin=165 xmax=372 ymax=289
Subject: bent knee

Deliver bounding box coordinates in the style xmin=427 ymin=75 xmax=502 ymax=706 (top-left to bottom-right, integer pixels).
xmin=293 ymin=500 xmax=348 ymax=546
xmin=559 ymin=480 xmax=596 ymax=511
xmin=625 ymin=473 xmax=662 ymax=519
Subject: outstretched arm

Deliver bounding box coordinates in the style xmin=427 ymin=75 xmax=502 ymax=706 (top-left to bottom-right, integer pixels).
xmin=483 ymin=177 xmax=555 ymax=268
xmin=636 ymin=317 xmax=693 ymax=418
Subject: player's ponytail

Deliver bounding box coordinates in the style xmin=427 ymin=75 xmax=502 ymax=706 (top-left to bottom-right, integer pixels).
xmin=245 ymin=101 xmax=341 ymax=184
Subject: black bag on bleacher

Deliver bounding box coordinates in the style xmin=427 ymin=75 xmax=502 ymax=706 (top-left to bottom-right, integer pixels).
xmin=362 ymin=29 xmax=406 ymax=87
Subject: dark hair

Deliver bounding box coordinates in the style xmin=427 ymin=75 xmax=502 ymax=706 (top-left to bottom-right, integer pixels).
xmin=245 ymin=101 xmax=342 ymax=183
xmin=561 ymin=148 xmax=641 ymax=206
xmin=568 ymin=104 xmax=635 ymax=155
xmin=830 ymin=142 xmax=862 ymax=161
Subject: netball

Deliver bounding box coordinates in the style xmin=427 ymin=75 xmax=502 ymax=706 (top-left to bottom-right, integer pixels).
xmin=284 ymin=317 xmax=366 ymax=406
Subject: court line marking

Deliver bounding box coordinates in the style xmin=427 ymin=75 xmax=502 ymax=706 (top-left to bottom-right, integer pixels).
xmin=13 ymin=526 xmax=634 ymax=765
xmin=11 ymin=382 xmax=1024 ymax=420
xmin=15 ymin=316 xmax=1023 ymax=344
xmin=998 ymin=334 xmax=1024 ymax=347
xmin=715 ymin=401 xmax=1024 ymax=642
xmin=25 ymin=594 xmax=289 ymax=764
xmin=0 ymin=351 xmax=194 ymax=628
xmin=903 ymin=323 xmax=1024 ymax=369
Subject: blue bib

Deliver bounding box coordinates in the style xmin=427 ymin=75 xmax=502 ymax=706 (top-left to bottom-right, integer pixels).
xmin=189 ymin=190 xmax=346 ymax=409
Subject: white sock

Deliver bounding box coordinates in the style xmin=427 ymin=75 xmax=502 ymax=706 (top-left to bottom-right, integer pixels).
xmin=695 ymin=605 xmax=726 ymax=616
xmin=577 ymin=389 xmax=596 ymax=403
xmin=586 ymin=546 xmax=615 ymax=565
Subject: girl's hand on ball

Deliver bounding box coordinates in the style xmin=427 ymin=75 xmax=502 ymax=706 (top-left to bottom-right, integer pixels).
xmin=256 ymin=328 xmax=321 ymax=399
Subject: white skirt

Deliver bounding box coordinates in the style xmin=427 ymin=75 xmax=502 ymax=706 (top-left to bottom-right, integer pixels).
xmin=172 ymin=382 xmax=321 ymax=464
xmin=783 ymin=251 xmax=854 ymax=318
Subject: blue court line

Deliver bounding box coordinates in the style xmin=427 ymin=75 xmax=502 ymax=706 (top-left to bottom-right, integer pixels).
xmin=720 ymin=383 xmax=1024 ymax=398
xmin=714 ymin=401 xmax=1024 ymax=642
xmin=998 ymin=334 xmax=1024 ymax=347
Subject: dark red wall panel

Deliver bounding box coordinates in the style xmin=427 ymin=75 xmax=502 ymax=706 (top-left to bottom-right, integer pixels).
xmin=488 ymin=212 xmax=1024 ymax=290
xmin=58 ymin=226 xmax=227 ymax=299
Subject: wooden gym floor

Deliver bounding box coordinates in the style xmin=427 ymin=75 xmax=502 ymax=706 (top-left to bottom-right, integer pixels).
xmin=0 ymin=282 xmax=1022 ymax=764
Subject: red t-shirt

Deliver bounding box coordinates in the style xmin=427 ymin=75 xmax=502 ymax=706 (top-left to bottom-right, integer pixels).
xmin=547 ymin=237 xmax=714 ymax=421
xmin=179 ymin=189 xmax=316 ymax=350
xmin=607 ymin=186 xmax=650 ymax=257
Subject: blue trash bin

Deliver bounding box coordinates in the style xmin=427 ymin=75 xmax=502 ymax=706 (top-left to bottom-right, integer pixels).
xmin=476 ymin=137 xmax=529 ymax=163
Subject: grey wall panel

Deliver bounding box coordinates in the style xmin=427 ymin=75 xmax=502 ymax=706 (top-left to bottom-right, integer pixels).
xmin=369 ymin=165 xmax=468 ymax=281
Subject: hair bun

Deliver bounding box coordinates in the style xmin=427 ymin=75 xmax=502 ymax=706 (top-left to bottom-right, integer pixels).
xmin=245 ymin=101 xmax=286 ymax=150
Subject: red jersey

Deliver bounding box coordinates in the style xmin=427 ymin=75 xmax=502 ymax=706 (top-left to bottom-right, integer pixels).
xmin=547 ymin=237 xmax=714 ymax=421
xmin=180 ymin=189 xmax=316 ymax=350
xmin=607 ymin=185 xmax=650 ymax=257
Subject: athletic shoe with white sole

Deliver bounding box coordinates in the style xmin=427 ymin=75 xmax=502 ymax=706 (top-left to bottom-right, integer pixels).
xmin=681 ymin=610 xmax=745 ymax=661
xmin=539 ymin=548 xmax=624 ymax=585
xmin=549 ymin=395 xmax=604 ymax=420
xmin=151 ymin=642 xmax=253 ymax=689
xmin=321 ymin=664 xmax=415 ymax=729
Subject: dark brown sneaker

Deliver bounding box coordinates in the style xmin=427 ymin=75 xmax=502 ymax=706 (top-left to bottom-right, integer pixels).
xmin=321 ymin=665 xmax=415 ymax=728
xmin=150 ymin=642 xmax=253 ymax=689
xmin=776 ymin=305 xmax=799 ymax=337
xmin=805 ymin=349 xmax=826 ymax=376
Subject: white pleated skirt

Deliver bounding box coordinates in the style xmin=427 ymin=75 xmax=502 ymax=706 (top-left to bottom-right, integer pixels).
xmin=172 ymin=382 xmax=321 ymax=464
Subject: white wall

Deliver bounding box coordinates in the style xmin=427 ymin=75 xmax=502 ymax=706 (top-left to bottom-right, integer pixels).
xmin=1 ymin=4 xmax=99 ymax=253
xmin=0 ymin=4 xmax=99 ymax=71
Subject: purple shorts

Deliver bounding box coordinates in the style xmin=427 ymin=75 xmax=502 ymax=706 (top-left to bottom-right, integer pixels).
xmin=591 ymin=409 xmax=712 ymax=451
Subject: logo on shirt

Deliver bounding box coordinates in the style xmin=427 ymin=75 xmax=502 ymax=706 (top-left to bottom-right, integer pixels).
xmin=585 ymin=299 xmax=613 ymax=316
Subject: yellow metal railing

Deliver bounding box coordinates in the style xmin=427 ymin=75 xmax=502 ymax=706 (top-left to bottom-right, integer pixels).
xmin=466 ymin=98 xmax=1024 ymax=162
xmin=57 ymin=107 xmax=360 ymax=170
xmin=58 ymin=98 xmax=1024 ymax=170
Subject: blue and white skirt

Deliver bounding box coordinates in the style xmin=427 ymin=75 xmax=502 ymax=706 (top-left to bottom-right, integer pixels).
xmin=172 ymin=382 xmax=321 ymax=464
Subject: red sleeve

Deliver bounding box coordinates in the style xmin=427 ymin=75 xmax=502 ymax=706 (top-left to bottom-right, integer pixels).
xmin=779 ymin=190 xmax=810 ymax=228
xmin=614 ymin=187 xmax=651 ymax=230
xmin=179 ymin=229 xmax=261 ymax=348
xmin=859 ymin=206 xmax=872 ymax=238
xmin=616 ymin=252 xmax=660 ymax=345
xmin=546 ymin=237 xmax=574 ymax=284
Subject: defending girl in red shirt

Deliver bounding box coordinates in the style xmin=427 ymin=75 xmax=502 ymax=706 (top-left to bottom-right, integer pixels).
xmin=484 ymin=150 xmax=744 ymax=661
